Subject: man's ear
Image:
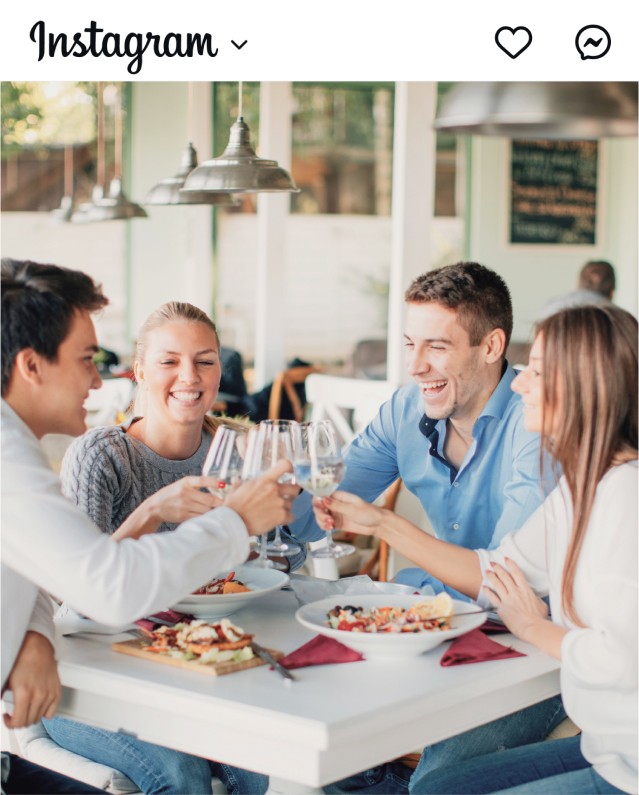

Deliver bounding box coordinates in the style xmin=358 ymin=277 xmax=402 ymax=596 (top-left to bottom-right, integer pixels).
xmin=484 ymin=328 xmax=507 ymax=364
xmin=12 ymin=348 xmax=46 ymax=387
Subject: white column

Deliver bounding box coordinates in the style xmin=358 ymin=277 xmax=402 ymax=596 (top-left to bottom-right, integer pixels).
xmin=387 ymin=83 xmax=437 ymax=386
xmin=253 ymin=82 xmax=293 ymax=389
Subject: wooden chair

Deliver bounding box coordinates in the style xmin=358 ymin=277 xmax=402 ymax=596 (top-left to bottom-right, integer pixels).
xmin=267 ymin=365 xmax=320 ymax=422
xmin=356 ymin=478 xmax=402 ymax=582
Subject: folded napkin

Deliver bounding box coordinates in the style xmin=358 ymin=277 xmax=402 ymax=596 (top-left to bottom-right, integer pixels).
xmin=278 ymin=635 xmax=364 ymax=669
xmin=440 ymin=628 xmax=525 ymax=666
xmin=481 ymin=619 xmax=511 ymax=634
xmin=135 ymin=610 xmax=193 ymax=633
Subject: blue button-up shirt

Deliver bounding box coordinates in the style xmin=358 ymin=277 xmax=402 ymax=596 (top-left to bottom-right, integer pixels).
xmin=291 ymin=366 xmax=548 ymax=594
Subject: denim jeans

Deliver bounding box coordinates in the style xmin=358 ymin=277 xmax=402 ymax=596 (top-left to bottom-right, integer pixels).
xmin=324 ymin=695 xmax=566 ymax=795
xmin=410 ymin=735 xmax=626 ymax=794
xmin=3 ymin=752 xmax=105 ymax=794
xmin=43 ymin=717 xmax=268 ymax=795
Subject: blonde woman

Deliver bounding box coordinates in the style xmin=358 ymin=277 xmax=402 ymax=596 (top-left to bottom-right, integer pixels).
xmin=43 ymin=302 xmax=302 ymax=795
xmin=317 ymin=305 xmax=637 ymax=795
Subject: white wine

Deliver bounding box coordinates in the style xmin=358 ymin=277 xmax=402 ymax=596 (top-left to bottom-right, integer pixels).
xmin=294 ymin=459 xmax=345 ymax=497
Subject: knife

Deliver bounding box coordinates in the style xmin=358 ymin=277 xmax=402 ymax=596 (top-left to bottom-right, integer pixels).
xmin=250 ymin=641 xmax=297 ymax=682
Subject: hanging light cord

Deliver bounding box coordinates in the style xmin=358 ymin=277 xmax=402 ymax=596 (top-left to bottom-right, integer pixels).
xmin=188 ymin=81 xmax=194 ymax=143
xmin=114 ymin=82 xmax=123 ymax=180
xmin=97 ymin=81 xmax=105 ymax=190
xmin=238 ymin=80 xmax=243 ymax=120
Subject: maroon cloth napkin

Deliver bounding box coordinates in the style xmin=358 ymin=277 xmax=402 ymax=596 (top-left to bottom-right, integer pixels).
xmin=440 ymin=628 xmax=525 ymax=666
xmin=135 ymin=609 xmax=194 ymax=633
xmin=482 ymin=619 xmax=511 ymax=634
xmin=278 ymin=635 xmax=364 ymax=669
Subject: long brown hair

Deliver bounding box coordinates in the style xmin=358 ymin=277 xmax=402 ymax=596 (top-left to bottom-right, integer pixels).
xmin=133 ymin=302 xmax=246 ymax=436
xmin=536 ymin=305 xmax=638 ymax=625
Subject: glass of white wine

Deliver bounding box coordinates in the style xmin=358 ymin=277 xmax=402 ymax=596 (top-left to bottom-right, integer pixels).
xmin=292 ymin=420 xmax=355 ymax=560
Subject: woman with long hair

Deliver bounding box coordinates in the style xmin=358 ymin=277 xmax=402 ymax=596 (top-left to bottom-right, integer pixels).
xmin=42 ymin=302 xmax=292 ymax=795
xmin=315 ymin=304 xmax=637 ymax=795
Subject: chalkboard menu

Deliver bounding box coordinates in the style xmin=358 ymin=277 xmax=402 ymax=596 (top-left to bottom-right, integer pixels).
xmin=510 ymin=139 xmax=598 ymax=245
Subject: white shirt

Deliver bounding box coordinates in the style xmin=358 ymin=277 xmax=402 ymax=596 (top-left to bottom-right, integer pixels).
xmin=1 ymin=399 xmax=250 ymax=688
xmin=476 ymin=461 xmax=638 ymax=794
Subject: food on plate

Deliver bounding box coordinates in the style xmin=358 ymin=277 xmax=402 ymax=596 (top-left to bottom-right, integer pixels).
xmin=192 ymin=571 xmax=252 ymax=595
xmin=327 ymin=593 xmax=454 ymax=633
xmin=144 ymin=619 xmax=255 ymax=664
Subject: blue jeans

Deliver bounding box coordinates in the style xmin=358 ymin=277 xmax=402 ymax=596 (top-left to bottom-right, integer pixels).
xmin=3 ymin=752 xmax=105 ymax=794
xmin=324 ymin=696 xmax=566 ymax=795
xmin=410 ymin=735 xmax=626 ymax=794
xmin=43 ymin=717 xmax=268 ymax=794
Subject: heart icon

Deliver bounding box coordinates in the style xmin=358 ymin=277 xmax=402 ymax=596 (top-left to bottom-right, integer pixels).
xmin=495 ymin=26 xmax=533 ymax=59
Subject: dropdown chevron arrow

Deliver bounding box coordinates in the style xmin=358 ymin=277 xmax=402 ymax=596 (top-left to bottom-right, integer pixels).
xmin=232 ymin=40 xmax=248 ymax=50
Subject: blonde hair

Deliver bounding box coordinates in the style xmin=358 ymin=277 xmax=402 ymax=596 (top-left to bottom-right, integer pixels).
xmin=536 ymin=305 xmax=638 ymax=625
xmin=132 ymin=302 xmax=245 ymax=436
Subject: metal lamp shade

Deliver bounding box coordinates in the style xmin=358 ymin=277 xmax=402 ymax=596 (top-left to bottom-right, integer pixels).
xmin=434 ymin=82 xmax=638 ymax=139
xmin=72 ymin=178 xmax=147 ymax=223
xmin=50 ymin=196 xmax=74 ymax=223
xmin=182 ymin=117 xmax=299 ymax=194
xmin=145 ymin=143 xmax=239 ymax=206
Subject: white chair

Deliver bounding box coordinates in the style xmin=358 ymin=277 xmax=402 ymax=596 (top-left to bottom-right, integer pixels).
xmin=303 ymin=375 xmax=397 ymax=579
xmin=7 ymin=722 xmax=229 ymax=794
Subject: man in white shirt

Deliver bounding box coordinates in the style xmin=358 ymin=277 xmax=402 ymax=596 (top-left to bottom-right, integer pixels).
xmin=1 ymin=258 xmax=293 ymax=794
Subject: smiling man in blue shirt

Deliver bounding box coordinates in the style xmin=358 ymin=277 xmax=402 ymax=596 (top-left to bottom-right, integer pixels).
xmin=290 ymin=261 xmax=565 ymax=795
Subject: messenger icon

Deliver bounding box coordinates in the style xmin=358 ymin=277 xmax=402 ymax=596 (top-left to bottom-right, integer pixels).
xmin=575 ymin=25 xmax=611 ymax=60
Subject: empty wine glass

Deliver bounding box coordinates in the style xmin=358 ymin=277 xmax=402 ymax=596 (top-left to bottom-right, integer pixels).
xmin=242 ymin=420 xmax=300 ymax=570
xmin=201 ymin=425 xmax=248 ymax=497
xmin=292 ymin=420 xmax=355 ymax=559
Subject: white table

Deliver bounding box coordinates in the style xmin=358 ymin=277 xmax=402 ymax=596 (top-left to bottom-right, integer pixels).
xmin=54 ymin=589 xmax=560 ymax=792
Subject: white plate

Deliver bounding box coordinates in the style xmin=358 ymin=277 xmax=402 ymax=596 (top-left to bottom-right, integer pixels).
xmin=172 ymin=565 xmax=290 ymax=620
xmin=295 ymin=594 xmax=486 ymax=659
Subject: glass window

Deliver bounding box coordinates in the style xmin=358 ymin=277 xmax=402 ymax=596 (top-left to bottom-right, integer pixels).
xmin=1 ymin=82 xmax=119 ymax=213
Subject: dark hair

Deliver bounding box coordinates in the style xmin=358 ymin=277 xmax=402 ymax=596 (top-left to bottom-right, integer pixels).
xmin=578 ymin=260 xmax=616 ymax=298
xmin=1 ymin=258 xmax=108 ymax=396
xmin=535 ymin=304 xmax=637 ymax=625
xmin=404 ymin=261 xmax=513 ymax=349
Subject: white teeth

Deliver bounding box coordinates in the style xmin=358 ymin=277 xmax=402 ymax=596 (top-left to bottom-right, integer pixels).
xmin=422 ymin=380 xmax=447 ymax=391
xmin=171 ymin=391 xmax=201 ymax=402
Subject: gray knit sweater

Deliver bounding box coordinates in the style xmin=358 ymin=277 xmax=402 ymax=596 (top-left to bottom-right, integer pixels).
xmin=60 ymin=422 xmax=211 ymax=535
xmin=60 ymin=421 xmax=306 ymax=569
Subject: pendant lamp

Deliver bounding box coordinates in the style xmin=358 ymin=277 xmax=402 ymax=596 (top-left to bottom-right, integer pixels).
xmin=181 ymin=82 xmax=299 ymax=194
xmin=434 ymin=82 xmax=638 ymax=139
xmin=73 ymin=83 xmax=147 ymax=223
xmin=145 ymin=84 xmax=238 ymax=206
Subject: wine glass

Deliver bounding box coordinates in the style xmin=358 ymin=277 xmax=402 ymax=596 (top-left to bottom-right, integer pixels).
xmin=201 ymin=425 xmax=248 ymax=497
xmin=292 ymin=420 xmax=355 ymax=559
xmin=242 ymin=420 xmax=300 ymax=569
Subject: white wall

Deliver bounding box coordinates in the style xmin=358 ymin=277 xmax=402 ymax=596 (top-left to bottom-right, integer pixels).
xmin=0 ymin=213 xmax=128 ymax=356
xmin=467 ymin=137 xmax=638 ymax=342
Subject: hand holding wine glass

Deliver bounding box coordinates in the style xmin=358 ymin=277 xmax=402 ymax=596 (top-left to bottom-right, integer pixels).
xmin=292 ymin=420 xmax=355 ymax=560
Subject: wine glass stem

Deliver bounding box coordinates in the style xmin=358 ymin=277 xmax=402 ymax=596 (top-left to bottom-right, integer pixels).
xmin=259 ymin=532 xmax=270 ymax=562
xmin=325 ymin=530 xmax=337 ymax=554
xmin=272 ymin=525 xmax=284 ymax=546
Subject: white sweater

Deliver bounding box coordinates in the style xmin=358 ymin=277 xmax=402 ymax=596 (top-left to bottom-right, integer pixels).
xmin=1 ymin=399 xmax=250 ymax=688
xmin=476 ymin=461 xmax=638 ymax=794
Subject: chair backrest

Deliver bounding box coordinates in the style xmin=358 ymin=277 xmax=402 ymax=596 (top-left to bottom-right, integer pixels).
xmin=268 ymin=365 xmax=320 ymax=422
xmin=305 ymin=374 xmax=397 ymax=444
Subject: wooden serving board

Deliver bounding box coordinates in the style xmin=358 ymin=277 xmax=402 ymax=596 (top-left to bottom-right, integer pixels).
xmin=112 ymin=639 xmax=283 ymax=677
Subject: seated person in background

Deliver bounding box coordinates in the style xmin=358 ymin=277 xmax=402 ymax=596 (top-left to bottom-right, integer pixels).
xmin=43 ymin=300 xmax=313 ymax=795
xmin=317 ymin=304 xmax=637 ymax=795
xmin=290 ymin=261 xmax=566 ymax=794
xmin=218 ymin=345 xmax=248 ymax=416
xmin=1 ymin=259 xmax=292 ymax=795
xmin=540 ymin=259 xmax=616 ymax=319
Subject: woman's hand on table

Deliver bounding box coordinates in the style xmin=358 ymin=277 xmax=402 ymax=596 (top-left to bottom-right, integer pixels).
xmin=312 ymin=491 xmax=385 ymax=536
xmin=484 ymin=559 xmax=549 ymax=639
xmin=226 ymin=459 xmax=294 ymax=535
xmin=3 ymin=631 xmax=61 ymax=729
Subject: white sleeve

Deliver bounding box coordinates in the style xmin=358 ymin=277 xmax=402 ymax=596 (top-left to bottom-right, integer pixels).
xmin=2 ymin=444 xmax=250 ymax=626
xmin=561 ymin=469 xmax=638 ymax=692
xmin=25 ymin=590 xmax=56 ymax=646
xmin=474 ymin=492 xmax=554 ymax=606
